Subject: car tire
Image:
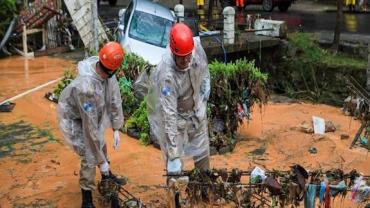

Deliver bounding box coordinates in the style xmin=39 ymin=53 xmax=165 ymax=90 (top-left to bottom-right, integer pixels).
xmin=262 ymin=0 xmax=274 ymax=12
xmin=109 ymin=0 xmax=117 ymax=6
xmin=278 ymin=2 xmax=291 ymax=12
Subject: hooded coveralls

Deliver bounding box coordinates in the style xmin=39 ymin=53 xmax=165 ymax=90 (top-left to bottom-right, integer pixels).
xmin=147 ymin=39 xmax=211 ymax=170
xmin=57 ymin=56 xmax=123 ymax=190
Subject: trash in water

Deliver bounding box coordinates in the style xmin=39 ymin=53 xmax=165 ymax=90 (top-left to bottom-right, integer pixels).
xmin=312 ymin=116 xmax=325 ymax=135
xmin=309 ymin=147 xmax=317 ymax=154
xmin=0 ymin=101 xmax=16 ymax=112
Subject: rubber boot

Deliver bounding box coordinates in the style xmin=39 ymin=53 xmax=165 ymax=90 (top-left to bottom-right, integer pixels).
xmin=81 ymin=189 xmax=95 ymax=208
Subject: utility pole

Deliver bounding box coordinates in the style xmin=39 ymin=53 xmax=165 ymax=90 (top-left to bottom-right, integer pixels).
xmin=91 ymin=0 xmax=99 ymax=52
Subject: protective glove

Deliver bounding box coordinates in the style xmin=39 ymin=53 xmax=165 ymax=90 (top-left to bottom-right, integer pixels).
xmin=99 ymin=161 xmax=110 ymax=176
xmin=113 ymin=130 xmax=120 ymax=150
xmin=167 ymin=158 xmax=182 ymax=174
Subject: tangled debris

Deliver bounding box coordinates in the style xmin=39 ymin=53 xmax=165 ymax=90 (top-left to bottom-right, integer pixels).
xmin=168 ymin=166 xmax=370 ymax=207
xmin=98 ymin=178 xmax=146 ymax=208
xmin=344 ymin=76 xmax=370 ymax=150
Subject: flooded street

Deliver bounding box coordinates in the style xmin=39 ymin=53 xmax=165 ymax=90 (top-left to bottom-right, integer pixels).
xmin=0 ymin=56 xmax=74 ymax=102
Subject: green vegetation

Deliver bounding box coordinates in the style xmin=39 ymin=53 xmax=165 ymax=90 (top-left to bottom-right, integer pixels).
xmin=118 ymin=76 xmax=140 ymax=118
xmin=117 ymin=53 xmax=153 ymax=81
xmin=0 ymin=0 xmax=17 ymax=40
xmin=53 ymin=69 xmax=76 ymax=99
xmin=208 ymin=59 xmax=268 ymax=152
xmin=272 ymin=33 xmax=367 ymax=105
xmin=124 ymin=99 xmax=150 ymax=145
xmin=288 ymin=33 xmax=366 ymax=70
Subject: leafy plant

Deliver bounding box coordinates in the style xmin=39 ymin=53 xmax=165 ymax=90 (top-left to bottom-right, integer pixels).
xmin=53 ymin=69 xmax=76 ymax=99
xmin=117 ymin=53 xmax=153 ymax=80
xmin=125 ymin=99 xmax=150 ymax=145
xmin=118 ymin=76 xmax=140 ymax=118
xmin=208 ymin=59 xmax=268 ymax=152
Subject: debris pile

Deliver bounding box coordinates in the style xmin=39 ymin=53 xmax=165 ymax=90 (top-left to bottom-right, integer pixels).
xmin=98 ymin=178 xmax=146 ymax=208
xmin=179 ymin=165 xmax=370 ymax=207
xmin=344 ymin=76 xmax=370 ymax=150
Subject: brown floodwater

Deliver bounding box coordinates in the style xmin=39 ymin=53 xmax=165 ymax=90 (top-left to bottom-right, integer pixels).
xmin=0 ymin=56 xmax=74 ymax=102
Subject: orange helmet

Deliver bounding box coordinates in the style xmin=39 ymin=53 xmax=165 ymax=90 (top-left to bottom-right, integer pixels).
xmin=169 ymin=23 xmax=194 ymax=56
xmin=99 ymin=42 xmax=124 ymax=71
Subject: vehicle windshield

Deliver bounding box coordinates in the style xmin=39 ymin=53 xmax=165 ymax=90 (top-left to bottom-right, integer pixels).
xmin=129 ymin=10 xmax=173 ymax=48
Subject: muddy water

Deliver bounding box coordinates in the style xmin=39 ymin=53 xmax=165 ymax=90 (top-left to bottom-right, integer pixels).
xmin=0 ymin=68 xmax=369 ymax=207
xmin=0 ymin=56 xmax=74 ymax=102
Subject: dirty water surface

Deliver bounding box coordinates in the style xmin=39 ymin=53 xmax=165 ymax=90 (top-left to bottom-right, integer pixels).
xmin=0 ymin=56 xmax=74 ymax=102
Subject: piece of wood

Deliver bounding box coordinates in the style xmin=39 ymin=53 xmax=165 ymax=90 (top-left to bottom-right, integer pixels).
xmin=25 ymin=28 xmax=43 ymax=35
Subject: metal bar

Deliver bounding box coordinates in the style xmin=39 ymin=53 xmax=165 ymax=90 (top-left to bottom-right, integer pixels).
xmin=245 ymin=28 xmax=274 ymax=32
xmin=250 ymin=193 xmax=272 ymax=205
xmin=118 ymin=186 xmax=147 ymax=207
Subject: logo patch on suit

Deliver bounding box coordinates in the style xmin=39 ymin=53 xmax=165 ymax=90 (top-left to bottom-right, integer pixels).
xmin=83 ymin=102 xmax=93 ymax=112
xmin=161 ymin=86 xmax=171 ymax=96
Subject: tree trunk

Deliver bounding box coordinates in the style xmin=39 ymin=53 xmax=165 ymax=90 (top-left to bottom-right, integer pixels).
xmin=332 ymin=0 xmax=343 ymax=52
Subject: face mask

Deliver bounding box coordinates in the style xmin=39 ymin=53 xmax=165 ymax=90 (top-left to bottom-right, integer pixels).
xmin=174 ymin=54 xmax=192 ymax=72
xmin=99 ymin=62 xmax=117 ymax=78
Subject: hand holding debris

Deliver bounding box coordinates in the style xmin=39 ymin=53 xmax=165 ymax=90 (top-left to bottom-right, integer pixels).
xmin=99 ymin=161 xmax=110 ymax=176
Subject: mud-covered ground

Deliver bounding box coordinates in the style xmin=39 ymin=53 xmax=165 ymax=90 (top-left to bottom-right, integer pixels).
xmin=0 ymin=56 xmax=368 ymax=208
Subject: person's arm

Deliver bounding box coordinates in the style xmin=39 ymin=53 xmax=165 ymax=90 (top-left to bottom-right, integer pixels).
xmin=75 ymin=86 xmax=107 ymax=165
xmin=159 ymin=77 xmax=180 ymax=160
xmin=109 ymin=75 xmax=124 ymax=130
xmin=200 ymin=67 xmax=210 ymax=102
xmin=196 ymin=38 xmax=210 ymax=102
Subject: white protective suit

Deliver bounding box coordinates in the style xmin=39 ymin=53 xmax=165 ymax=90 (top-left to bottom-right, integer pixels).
xmin=57 ymin=56 xmax=124 ymax=168
xmin=147 ymin=39 xmax=211 ymax=163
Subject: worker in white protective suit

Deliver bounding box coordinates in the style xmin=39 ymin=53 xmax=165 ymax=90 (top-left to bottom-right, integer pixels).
xmin=57 ymin=42 xmax=125 ymax=208
xmin=147 ymin=23 xmax=211 ymax=175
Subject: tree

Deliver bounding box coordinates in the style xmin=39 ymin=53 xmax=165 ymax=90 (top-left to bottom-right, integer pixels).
xmin=332 ymin=0 xmax=343 ymax=53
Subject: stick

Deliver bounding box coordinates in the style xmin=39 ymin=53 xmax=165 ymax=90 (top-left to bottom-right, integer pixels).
xmin=350 ymin=122 xmax=366 ymax=149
